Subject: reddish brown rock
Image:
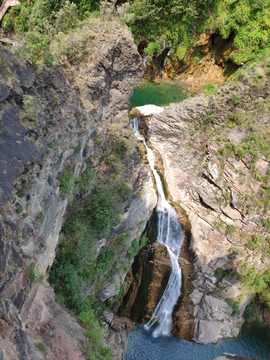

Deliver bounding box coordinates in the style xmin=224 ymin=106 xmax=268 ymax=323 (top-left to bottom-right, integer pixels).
xmin=119 ymin=242 xmax=171 ymax=323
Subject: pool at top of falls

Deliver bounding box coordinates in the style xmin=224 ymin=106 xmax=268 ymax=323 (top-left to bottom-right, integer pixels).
xmin=130 ymin=79 xmax=187 ymax=108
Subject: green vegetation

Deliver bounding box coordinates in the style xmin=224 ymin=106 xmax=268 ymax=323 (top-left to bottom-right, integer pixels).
xmin=78 ymin=311 xmax=112 ymax=360
xmin=36 ymin=211 xmax=45 ymax=224
xmin=58 ymin=170 xmax=74 ymax=198
xmin=47 ymin=141 xmax=57 ymax=149
xmin=237 ymin=264 xmax=270 ymax=306
xmin=203 ymin=83 xmax=218 ymax=96
xmin=25 ymin=262 xmax=36 ymax=282
xmin=0 ymin=118 xmax=8 ymax=142
xmin=20 ymin=95 xmax=45 ymax=122
xmin=228 ymin=298 xmax=240 ymax=317
xmin=226 ymin=225 xmax=236 ymax=236
xmin=243 ymin=300 xmax=261 ymax=323
xmin=49 ymin=257 xmax=89 ymax=314
xmin=214 ymin=267 xmax=240 ymax=280
xmin=35 ymin=341 xmax=47 ymax=356
xmin=47 ymin=118 xmax=138 ymax=359
xmin=16 ymin=205 xmax=23 ymax=214
xmin=193 ymin=51 xmax=204 ymax=66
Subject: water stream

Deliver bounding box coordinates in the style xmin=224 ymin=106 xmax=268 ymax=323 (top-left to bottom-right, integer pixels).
xmin=128 ymin=117 xmax=270 ymax=359
xmin=131 ymin=117 xmax=184 ymax=337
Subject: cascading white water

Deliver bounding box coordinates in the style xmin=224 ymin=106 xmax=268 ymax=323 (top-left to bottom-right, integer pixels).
xmin=131 ymin=117 xmax=184 ymax=337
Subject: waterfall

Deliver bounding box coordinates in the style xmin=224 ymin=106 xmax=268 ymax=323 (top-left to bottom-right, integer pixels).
xmin=131 ymin=117 xmax=184 ymax=337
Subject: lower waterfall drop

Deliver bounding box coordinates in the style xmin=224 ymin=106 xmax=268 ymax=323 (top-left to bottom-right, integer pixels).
xmin=131 ymin=117 xmax=184 ymax=338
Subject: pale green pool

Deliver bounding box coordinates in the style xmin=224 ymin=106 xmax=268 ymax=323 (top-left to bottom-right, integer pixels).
xmin=130 ymin=79 xmax=186 ymax=107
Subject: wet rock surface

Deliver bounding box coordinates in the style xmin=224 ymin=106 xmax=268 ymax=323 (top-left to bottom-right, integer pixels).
xmin=119 ymin=241 xmax=171 ymax=323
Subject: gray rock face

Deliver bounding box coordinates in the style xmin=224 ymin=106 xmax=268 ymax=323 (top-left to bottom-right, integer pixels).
xmin=0 ymin=20 xmax=148 ymax=359
xmin=146 ymin=72 xmax=270 ymax=343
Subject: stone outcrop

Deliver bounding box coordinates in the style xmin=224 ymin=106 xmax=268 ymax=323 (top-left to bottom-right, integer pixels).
xmin=144 ymin=61 xmax=270 ymax=343
xmin=142 ymin=33 xmax=237 ymax=92
xmin=0 ymin=0 xmax=20 ymax=23
xmin=214 ymin=355 xmax=259 ymax=360
xmin=0 ymin=19 xmax=155 ymax=359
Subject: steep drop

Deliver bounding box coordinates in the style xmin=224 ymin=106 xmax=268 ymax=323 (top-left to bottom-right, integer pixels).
xmin=131 ymin=117 xmax=184 ymax=337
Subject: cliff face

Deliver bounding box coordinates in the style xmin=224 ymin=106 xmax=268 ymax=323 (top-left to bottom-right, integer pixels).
xmin=143 ymin=33 xmax=236 ymax=92
xmin=0 ymin=20 xmax=157 ymax=359
xmin=143 ymin=59 xmax=270 ymax=343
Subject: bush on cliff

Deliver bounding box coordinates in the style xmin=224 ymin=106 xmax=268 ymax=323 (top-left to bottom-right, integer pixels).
xmin=243 ymin=300 xmax=261 ymax=323
xmin=49 ymin=257 xmax=89 ymax=314
xmin=78 ymin=311 xmax=112 ymax=360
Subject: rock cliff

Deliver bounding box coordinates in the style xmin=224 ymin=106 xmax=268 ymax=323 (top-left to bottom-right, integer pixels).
xmin=0 ymin=19 xmax=157 ymax=359
xmin=142 ymin=57 xmax=270 ymax=343
xmin=142 ymin=32 xmax=237 ymax=92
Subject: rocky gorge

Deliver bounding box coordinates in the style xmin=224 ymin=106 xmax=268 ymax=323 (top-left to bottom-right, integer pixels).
xmin=0 ymin=18 xmax=159 ymax=359
xmin=0 ymin=10 xmax=270 ymax=360
xmin=129 ymin=55 xmax=270 ymax=345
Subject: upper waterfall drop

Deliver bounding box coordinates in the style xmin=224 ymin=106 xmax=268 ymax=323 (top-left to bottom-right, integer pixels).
xmin=131 ymin=117 xmax=184 ymax=337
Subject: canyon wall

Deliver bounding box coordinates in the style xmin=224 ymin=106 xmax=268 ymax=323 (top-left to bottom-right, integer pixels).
xmin=143 ymin=59 xmax=270 ymax=343
xmin=0 ymin=19 xmax=157 ymax=359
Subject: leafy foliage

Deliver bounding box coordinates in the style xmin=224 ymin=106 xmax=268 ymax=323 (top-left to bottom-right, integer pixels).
xmin=58 ymin=170 xmax=74 ymax=198
xmin=35 ymin=341 xmax=47 ymax=356
xmin=243 ymin=300 xmax=261 ymax=322
xmin=20 ymin=95 xmax=45 ymax=122
xmin=78 ymin=311 xmax=112 ymax=360
xmin=0 ymin=118 xmax=8 ymax=143
xmin=49 ymin=257 xmax=89 ymax=314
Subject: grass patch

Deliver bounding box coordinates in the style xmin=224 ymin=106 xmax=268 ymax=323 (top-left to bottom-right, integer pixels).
xmin=35 ymin=341 xmax=47 ymax=356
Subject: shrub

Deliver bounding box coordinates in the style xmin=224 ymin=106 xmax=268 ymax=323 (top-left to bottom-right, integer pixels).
xmin=243 ymin=300 xmax=261 ymax=323
xmin=228 ymin=298 xmax=240 ymax=316
xmin=204 ymin=83 xmax=218 ymax=96
xmin=49 ymin=257 xmax=89 ymax=314
xmin=20 ymin=95 xmax=45 ymax=122
xmin=205 ymin=111 xmax=215 ymax=125
xmin=58 ymin=170 xmax=74 ymax=198
xmin=193 ymin=51 xmax=204 ymax=66
xmin=176 ymin=43 xmax=188 ymax=61
xmin=50 ymin=28 xmax=94 ymax=64
xmin=16 ymin=205 xmax=23 ymax=214
xmin=0 ymin=118 xmax=8 ymax=142
xmin=262 ymin=218 xmax=270 ymax=230
xmin=78 ymin=311 xmax=112 ymax=360
xmin=22 ymin=32 xmax=54 ymax=70
xmin=145 ymin=41 xmax=162 ymax=57
xmin=96 ymin=246 xmax=114 ymax=271
xmin=54 ymin=1 xmax=79 ymax=34
xmin=36 ymin=211 xmax=45 ymax=223
xmin=47 ymin=141 xmax=57 ymax=149
xmin=35 ymin=341 xmax=47 ymax=356
xmin=247 ymin=234 xmax=263 ymax=250
xmin=26 ymin=262 xmax=36 ymax=282
xmin=226 ymin=225 xmax=236 ymax=236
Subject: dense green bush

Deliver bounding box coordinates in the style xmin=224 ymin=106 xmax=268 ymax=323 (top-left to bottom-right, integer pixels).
xmin=226 ymin=224 xmax=236 ymax=236
xmin=49 ymin=257 xmax=89 ymax=314
xmin=58 ymin=170 xmax=74 ymax=198
xmin=243 ymin=300 xmax=261 ymax=322
xmin=78 ymin=311 xmax=112 ymax=360
xmin=0 ymin=118 xmax=8 ymax=142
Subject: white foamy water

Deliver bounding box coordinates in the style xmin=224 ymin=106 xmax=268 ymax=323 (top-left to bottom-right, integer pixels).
xmin=131 ymin=117 xmax=184 ymax=337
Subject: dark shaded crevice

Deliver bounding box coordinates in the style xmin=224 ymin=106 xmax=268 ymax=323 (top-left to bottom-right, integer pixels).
xmin=198 ymin=194 xmax=216 ymax=211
